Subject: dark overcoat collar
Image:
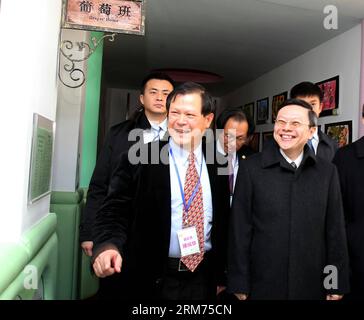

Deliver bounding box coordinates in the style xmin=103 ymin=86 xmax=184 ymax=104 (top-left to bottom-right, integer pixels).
xmin=261 ymin=139 xmax=316 ymax=172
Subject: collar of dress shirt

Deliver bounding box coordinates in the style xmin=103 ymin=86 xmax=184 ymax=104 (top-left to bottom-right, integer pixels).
xmin=169 ymin=138 xmax=203 ymax=167
xmin=150 ymin=118 xmax=168 ymax=133
xmin=312 ymin=127 xmax=319 ymax=142
xmin=279 ymin=149 xmax=304 ymax=168
xmin=217 ymin=138 xmax=237 ymax=166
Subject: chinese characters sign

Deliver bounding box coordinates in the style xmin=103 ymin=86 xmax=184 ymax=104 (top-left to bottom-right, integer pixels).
xmin=63 ymin=0 xmax=145 ymax=35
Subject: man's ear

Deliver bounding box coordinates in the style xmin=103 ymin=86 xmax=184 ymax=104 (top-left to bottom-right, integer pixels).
xmin=308 ymin=126 xmax=316 ymax=139
xmin=139 ymin=94 xmax=144 ymax=106
xmin=205 ymin=113 xmax=214 ymax=128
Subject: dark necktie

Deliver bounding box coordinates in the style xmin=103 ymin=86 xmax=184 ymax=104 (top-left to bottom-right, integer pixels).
xmin=290 ymin=161 xmax=297 ymax=170
xmin=180 ymin=152 xmax=204 ymax=272
xmin=227 ymin=154 xmax=234 ymax=195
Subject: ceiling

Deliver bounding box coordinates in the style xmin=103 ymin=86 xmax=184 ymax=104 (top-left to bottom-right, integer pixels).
xmin=102 ymin=0 xmax=364 ymax=96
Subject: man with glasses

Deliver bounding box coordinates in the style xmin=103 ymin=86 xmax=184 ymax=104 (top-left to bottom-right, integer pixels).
xmin=227 ymin=99 xmax=349 ymax=300
xmin=216 ymin=108 xmax=256 ymax=201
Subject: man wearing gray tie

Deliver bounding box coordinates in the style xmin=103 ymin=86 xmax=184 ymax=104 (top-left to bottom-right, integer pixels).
xmin=80 ymin=72 xmax=174 ymax=299
xmin=290 ymin=81 xmax=338 ymax=161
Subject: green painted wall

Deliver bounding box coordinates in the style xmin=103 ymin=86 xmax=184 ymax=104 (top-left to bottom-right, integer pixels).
xmin=79 ymin=32 xmax=104 ymax=188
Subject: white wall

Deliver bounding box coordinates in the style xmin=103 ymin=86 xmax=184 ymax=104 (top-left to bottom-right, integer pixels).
xmin=223 ymin=24 xmax=362 ymax=145
xmin=0 ymin=0 xmax=62 ymax=241
xmin=52 ymin=29 xmax=89 ymax=192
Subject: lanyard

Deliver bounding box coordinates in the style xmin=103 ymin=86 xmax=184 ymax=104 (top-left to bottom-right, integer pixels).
xmin=170 ymin=147 xmax=203 ymax=213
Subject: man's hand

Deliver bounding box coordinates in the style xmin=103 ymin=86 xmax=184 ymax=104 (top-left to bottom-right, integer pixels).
xmin=326 ymin=294 xmax=343 ymax=300
xmin=81 ymin=241 xmax=93 ymax=257
xmin=234 ymin=293 xmax=248 ymax=300
xmin=93 ymin=249 xmax=122 ymax=278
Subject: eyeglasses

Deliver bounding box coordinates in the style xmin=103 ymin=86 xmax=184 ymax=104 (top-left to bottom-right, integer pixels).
xmin=275 ymin=119 xmax=311 ymax=129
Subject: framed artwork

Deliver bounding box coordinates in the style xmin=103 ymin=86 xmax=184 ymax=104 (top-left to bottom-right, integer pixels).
xmin=325 ymin=120 xmax=352 ymax=148
xmin=249 ymin=132 xmax=260 ymax=152
xmin=256 ymin=97 xmax=269 ymax=125
xmin=316 ymin=75 xmax=339 ymax=117
xmin=262 ymin=131 xmax=273 ymax=148
xmin=271 ymin=91 xmax=287 ymax=123
xmin=242 ymin=102 xmax=255 ymax=122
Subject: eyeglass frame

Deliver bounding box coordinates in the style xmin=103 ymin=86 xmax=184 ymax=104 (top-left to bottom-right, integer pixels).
xmin=274 ymin=119 xmax=316 ymax=129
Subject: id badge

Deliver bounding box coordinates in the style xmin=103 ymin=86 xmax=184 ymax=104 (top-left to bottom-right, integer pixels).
xmin=177 ymin=226 xmax=200 ymax=257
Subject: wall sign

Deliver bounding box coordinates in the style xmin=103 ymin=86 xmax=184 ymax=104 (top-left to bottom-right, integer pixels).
xmin=62 ymin=0 xmax=145 ymax=35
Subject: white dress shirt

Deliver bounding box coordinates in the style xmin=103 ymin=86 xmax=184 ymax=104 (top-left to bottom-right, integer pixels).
xmin=309 ymin=128 xmax=319 ymax=154
xmin=217 ymin=140 xmax=238 ymax=205
xmin=168 ymin=139 xmax=213 ymax=258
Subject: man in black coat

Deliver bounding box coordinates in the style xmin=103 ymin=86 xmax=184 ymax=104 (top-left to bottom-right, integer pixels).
xmin=92 ymin=82 xmax=230 ymax=300
xmin=80 ymin=72 xmax=174 ymax=254
xmin=79 ymin=72 xmax=174 ymax=298
xmin=227 ymin=99 xmax=349 ymax=300
xmin=290 ymin=81 xmax=338 ymax=161
xmin=333 ymin=107 xmax=364 ymax=300
xmin=216 ymin=108 xmax=256 ymax=200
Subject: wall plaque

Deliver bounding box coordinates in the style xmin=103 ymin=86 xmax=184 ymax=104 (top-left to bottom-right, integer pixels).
xmin=28 ymin=114 xmax=55 ymax=204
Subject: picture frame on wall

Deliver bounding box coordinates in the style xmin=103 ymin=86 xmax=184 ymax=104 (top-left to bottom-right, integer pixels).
xmin=271 ymin=91 xmax=287 ymax=123
xmin=249 ymin=132 xmax=260 ymax=152
xmin=262 ymin=131 xmax=273 ymax=148
xmin=316 ymin=75 xmax=339 ymax=117
xmin=324 ymin=120 xmax=352 ymax=148
xmin=256 ymin=97 xmax=269 ymax=124
xmin=242 ymin=102 xmax=255 ymax=122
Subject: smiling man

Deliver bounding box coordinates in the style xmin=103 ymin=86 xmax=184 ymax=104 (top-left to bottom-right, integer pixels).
xmin=92 ymin=82 xmax=230 ymax=300
xmin=227 ymin=99 xmax=350 ymax=300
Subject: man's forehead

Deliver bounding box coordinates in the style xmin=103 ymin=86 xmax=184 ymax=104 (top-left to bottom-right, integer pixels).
xmin=298 ymin=95 xmax=320 ymax=102
xmin=278 ymin=105 xmax=309 ymax=118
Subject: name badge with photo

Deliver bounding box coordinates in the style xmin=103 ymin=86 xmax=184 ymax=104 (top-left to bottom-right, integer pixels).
xmin=177 ymin=227 xmax=200 ymax=257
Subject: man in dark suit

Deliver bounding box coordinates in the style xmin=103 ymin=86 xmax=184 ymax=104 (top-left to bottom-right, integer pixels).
xmin=333 ymin=106 xmax=364 ymax=300
xmin=216 ymin=108 xmax=256 ymax=200
xmin=227 ymin=99 xmax=349 ymax=300
xmin=290 ymin=81 xmax=338 ymax=161
xmin=92 ymin=82 xmax=230 ymax=300
xmin=79 ymin=72 xmax=174 ymax=298
xmin=80 ymin=72 xmax=174 ymax=255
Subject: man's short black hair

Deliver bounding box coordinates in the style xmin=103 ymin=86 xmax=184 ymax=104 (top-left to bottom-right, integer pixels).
xmin=166 ymin=82 xmax=215 ymax=116
xmin=216 ymin=108 xmax=255 ymax=136
xmin=278 ymin=98 xmax=318 ymax=127
xmin=140 ymin=72 xmax=175 ymax=94
xmin=290 ymin=81 xmax=324 ymax=103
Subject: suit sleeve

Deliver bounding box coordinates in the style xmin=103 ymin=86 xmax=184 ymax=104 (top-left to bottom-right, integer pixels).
xmin=227 ymin=162 xmax=253 ymax=295
xmin=325 ymin=166 xmax=350 ymax=295
xmin=92 ymin=151 xmax=137 ymax=258
xmin=79 ymin=130 xmax=116 ymax=243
